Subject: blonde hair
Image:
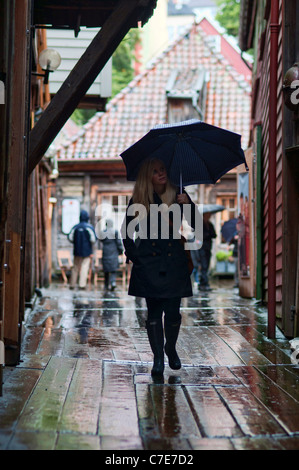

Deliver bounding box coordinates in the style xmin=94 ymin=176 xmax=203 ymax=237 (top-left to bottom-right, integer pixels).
xmin=132 ymin=158 xmax=177 ymax=213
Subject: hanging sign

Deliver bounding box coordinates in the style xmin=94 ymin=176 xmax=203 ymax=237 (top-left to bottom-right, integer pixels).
xmin=62 ymin=199 xmax=80 ymax=234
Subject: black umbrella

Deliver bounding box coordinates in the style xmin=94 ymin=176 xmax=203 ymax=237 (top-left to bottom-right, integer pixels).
xmin=221 ymin=218 xmax=238 ymax=243
xmin=202 ymin=204 xmax=225 ymax=214
xmin=120 ymin=119 xmax=248 ymax=192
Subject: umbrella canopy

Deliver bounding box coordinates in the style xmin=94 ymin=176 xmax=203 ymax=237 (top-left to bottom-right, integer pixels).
xmin=202 ymin=204 xmax=225 ymax=214
xmin=120 ymin=119 xmax=248 ymax=191
xmin=221 ymin=218 xmax=238 ymax=243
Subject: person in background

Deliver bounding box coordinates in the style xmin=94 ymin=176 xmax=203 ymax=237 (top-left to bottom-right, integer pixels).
xmin=68 ymin=210 xmax=96 ymax=290
xmin=181 ymin=220 xmax=200 ymax=287
xmin=198 ymin=212 xmax=216 ymax=292
xmin=99 ymin=219 xmax=123 ymax=291
xmin=229 ymin=234 xmax=239 ymax=288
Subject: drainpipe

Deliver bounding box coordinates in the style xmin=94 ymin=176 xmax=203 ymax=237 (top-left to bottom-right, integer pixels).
xmin=268 ymin=0 xmax=280 ymax=339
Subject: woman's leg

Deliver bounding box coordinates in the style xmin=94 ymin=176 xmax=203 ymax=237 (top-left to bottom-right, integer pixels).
xmin=145 ymin=298 xmax=164 ymax=376
xmin=104 ymin=272 xmax=109 ymax=289
xmin=110 ymin=271 xmax=117 ymax=290
xmin=163 ymin=297 xmax=182 ymax=370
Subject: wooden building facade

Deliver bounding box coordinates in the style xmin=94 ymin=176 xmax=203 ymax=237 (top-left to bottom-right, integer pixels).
xmin=239 ymin=0 xmax=299 ymax=338
xmin=0 ymin=0 xmax=157 ymax=395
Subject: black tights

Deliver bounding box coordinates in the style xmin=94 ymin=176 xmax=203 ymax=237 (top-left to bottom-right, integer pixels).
xmin=145 ymin=297 xmax=181 ymax=323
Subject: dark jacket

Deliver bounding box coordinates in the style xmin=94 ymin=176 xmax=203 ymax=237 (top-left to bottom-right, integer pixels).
xmin=99 ymin=226 xmax=123 ymax=272
xmin=201 ymin=220 xmax=216 ymax=251
xmin=121 ymin=189 xmax=198 ymax=299
xmin=68 ymin=210 xmax=96 ymax=257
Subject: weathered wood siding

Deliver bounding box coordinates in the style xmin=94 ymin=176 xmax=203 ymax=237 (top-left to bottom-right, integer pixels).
xmin=255 ymin=0 xmax=283 ymax=315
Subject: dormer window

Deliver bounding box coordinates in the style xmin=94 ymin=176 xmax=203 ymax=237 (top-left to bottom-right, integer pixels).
xmin=166 ymin=68 xmax=208 ymax=122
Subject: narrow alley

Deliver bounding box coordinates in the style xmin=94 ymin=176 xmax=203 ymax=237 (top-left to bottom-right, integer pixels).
xmin=1 ymin=278 xmax=299 ymax=452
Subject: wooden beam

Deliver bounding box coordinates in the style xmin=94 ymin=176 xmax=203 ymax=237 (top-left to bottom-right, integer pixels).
xmin=4 ymin=0 xmax=31 ymax=365
xmin=28 ymin=0 xmax=149 ymax=174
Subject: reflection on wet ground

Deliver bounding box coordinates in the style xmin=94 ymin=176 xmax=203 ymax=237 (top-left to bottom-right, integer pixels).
xmin=1 ymin=281 xmax=299 ymax=450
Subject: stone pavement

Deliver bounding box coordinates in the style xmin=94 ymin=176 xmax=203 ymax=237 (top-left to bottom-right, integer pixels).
xmin=1 ymin=279 xmax=299 ymax=451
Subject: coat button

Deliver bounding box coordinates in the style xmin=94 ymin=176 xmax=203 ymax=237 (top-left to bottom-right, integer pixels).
xmin=168 ymin=253 xmax=171 ymax=256
xmin=168 ymin=242 xmax=172 ymax=247
xmin=153 ymin=252 xmax=156 ymax=256
xmin=152 ymin=242 xmax=156 ymax=246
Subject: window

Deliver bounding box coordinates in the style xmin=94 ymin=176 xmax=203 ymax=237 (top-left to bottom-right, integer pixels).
xmin=217 ymin=194 xmax=237 ymax=224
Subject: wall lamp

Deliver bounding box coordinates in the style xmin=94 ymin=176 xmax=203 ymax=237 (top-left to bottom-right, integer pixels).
xmin=283 ymin=63 xmax=299 ymax=112
xmin=32 ymin=48 xmax=61 ymax=84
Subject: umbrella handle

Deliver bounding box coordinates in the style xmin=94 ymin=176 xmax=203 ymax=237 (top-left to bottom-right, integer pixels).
xmin=180 ymin=170 xmax=182 ymax=194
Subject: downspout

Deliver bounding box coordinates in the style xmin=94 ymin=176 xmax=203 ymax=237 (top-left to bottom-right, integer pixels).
xmin=268 ymin=0 xmax=280 ymax=339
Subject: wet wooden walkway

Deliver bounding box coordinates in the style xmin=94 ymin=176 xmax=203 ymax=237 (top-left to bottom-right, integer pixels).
xmin=1 ymin=281 xmax=299 ymax=451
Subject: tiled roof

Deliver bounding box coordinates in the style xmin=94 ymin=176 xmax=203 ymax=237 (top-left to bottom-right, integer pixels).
xmin=57 ymin=19 xmax=251 ymax=162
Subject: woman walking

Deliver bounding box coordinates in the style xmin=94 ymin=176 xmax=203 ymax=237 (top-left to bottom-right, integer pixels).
xmin=121 ymin=158 xmax=198 ymax=377
xmin=99 ymin=219 xmax=123 ymax=291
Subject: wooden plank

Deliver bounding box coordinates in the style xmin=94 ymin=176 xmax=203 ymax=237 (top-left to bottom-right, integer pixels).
xmin=98 ymin=362 xmax=139 ymax=437
xmin=16 ymin=356 xmax=76 ymax=431
xmin=177 ymin=327 xmax=219 ymax=366
xmin=19 ymin=326 xmax=45 ymax=355
xmin=231 ymin=365 xmax=299 ymax=434
xmin=189 ymin=327 xmax=245 ymax=366
xmin=217 ymin=385 xmax=288 ymax=436
xmin=100 ymin=435 xmax=143 ymax=451
xmin=185 ymin=386 xmax=243 ymax=438
xmin=189 ymin=437 xmax=234 ymax=450
xmin=15 ymin=354 xmax=50 ymax=370
xmin=64 ymin=329 xmax=90 ymax=358
xmin=230 ymin=324 xmax=291 ymax=365
xmin=136 ymin=383 xmax=196 ymax=450
xmin=29 ymin=0 xmax=146 ymax=173
xmin=55 ymin=433 xmax=101 ymax=451
xmin=7 ymin=431 xmax=57 ymax=451
xmin=37 ymin=328 xmax=65 ymax=356
xmin=0 ymin=367 xmax=42 ymax=430
xmin=150 ymin=385 xmax=201 ymax=439
xmin=58 ymin=358 xmax=102 ymax=434
xmin=231 ymin=436 xmax=284 ymax=450
xmin=211 ymin=326 xmax=272 ymax=366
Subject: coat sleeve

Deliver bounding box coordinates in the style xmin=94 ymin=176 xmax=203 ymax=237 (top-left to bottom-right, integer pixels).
xmin=182 ymin=189 xmax=199 ymax=232
xmin=115 ymin=231 xmax=123 ymax=254
xmin=86 ymin=226 xmax=97 ymax=244
xmin=120 ymin=199 xmax=139 ymax=263
xmin=68 ymin=225 xmax=76 ymax=243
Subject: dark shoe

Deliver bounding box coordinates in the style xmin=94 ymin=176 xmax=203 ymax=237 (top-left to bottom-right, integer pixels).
xmin=164 ymin=320 xmax=181 ymax=370
xmin=152 ymin=356 xmax=165 ymax=377
xmin=110 ymin=283 xmax=116 ymax=291
xmin=146 ymin=319 xmax=165 ymax=377
xmin=199 ymin=285 xmax=212 ymax=292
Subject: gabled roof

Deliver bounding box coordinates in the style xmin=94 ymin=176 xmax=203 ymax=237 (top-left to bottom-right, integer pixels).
xmin=57 ymin=18 xmax=252 ymax=163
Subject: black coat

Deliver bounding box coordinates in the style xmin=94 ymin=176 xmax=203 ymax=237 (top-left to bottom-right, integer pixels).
xmin=201 ymin=220 xmax=216 ymax=251
xmin=121 ymin=190 xmax=198 ymax=299
xmin=99 ymin=228 xmax=123 ymax=272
